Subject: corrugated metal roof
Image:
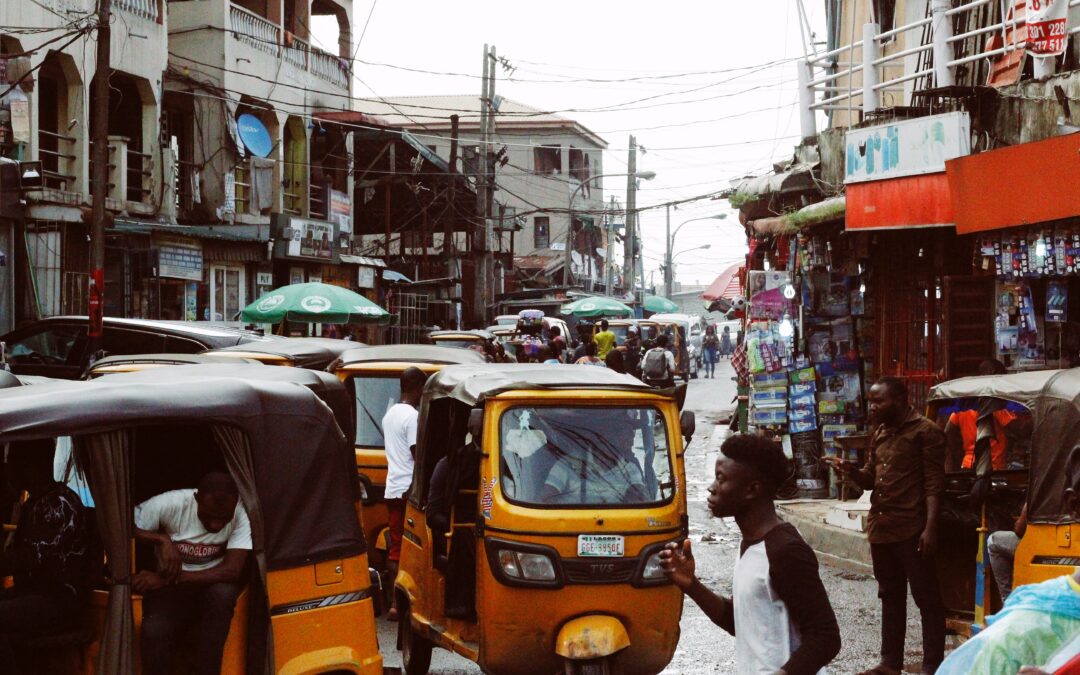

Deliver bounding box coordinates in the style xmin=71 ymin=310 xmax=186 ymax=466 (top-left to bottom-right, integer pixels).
xmin=339 ymin=254 xmax=387 ymax=267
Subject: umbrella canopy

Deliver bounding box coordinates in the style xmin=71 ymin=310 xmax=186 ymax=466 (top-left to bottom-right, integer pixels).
xmin=240 ymin=282 xmax=391 ymax=325
xmin=644 ymin=295 xmax=679 ymax=313
xmin=702 ymin=262 xmax=745 ymax=301
xmin=559 ymin=295 xmax=634 ymax=318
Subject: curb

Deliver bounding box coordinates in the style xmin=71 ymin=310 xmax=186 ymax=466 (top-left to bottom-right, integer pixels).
xmin=778 ymin=502 xmax=874 ymax=574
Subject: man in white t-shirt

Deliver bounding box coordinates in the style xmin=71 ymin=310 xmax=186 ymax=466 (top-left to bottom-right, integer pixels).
xmin=133 ymin=472 xmax=252 ymax=675
xmin=382 ymin=366 xmax=428 ymax=621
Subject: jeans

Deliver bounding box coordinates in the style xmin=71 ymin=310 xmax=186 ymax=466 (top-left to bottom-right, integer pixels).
xmin=870 ymin=536 xmax=946 ymax=672
xmin=141 ymin=582 xmax=242 ymax=675
xmin=0 ymin=585 xmax=80 ymax=675
xmin=988 ymin=530 xmax=1020 ymax=599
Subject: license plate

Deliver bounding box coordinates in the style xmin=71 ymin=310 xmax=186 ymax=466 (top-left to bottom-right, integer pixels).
xmin=577 ymin=534 xmax=624 ymax=557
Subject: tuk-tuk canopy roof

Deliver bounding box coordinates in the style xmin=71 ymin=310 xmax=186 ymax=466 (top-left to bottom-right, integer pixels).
xmin=928 ymin=370 xmax=1063 ymax=408
xmin=429 ymin=329 xmax=495 ymax=341
xmin=0 ymin=364 xmax=363 ymax=570
xmin=204 ymin=337 xmax=362 ymax=369
xmin=88 ymin=353 xmax=259 ymax=372
xmin=337 ymin=344 xmax=487 ymax=367
xmin=425 ymin=363 xmax=655 ymax=407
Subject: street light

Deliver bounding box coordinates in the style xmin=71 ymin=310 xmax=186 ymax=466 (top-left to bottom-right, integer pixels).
xmin=665 ymin=213 xmax=727 ymax=299
xmin=564 ymin=171 xmax=656 ymax=288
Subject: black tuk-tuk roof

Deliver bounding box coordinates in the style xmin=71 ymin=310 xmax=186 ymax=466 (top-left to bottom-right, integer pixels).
xmin=87 ymin=352 xmax=259 ymax=373
xmin=204 ymin=337 xmax=363 ymax=370
xmin=429 ymin=329 xmax=495 ymax=341
xmin=424 ymin=363 xmax=655 ymax=407
xmin=337 ymin=344 xmax=487 ymax=367
xmin=0 ymin=365 xmax=363 ymax=569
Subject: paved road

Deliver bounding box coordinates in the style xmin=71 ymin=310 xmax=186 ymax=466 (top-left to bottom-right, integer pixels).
xmin=378 ymin=362 xmax=945 ymax=673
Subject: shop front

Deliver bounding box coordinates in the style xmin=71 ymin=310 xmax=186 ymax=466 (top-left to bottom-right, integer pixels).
xmin=271 ymin=213 xmax=340 ymax=287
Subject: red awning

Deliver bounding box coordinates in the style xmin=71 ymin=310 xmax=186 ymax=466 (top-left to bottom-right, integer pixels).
xmin=946 ymin=133 xmax=1080 ymax=234
xmin=702 ymin=262 xmax=744 ymax=301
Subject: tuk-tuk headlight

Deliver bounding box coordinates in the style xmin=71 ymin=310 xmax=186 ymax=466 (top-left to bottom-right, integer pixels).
xmin=497 ymin=548 xmax=556 ymax=582
xmin=641 ymin=551 xmax=666 ymax=581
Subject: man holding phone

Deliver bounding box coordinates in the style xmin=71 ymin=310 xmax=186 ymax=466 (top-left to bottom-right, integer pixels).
xmin=826 ymin=377 xmax=946 ymax=675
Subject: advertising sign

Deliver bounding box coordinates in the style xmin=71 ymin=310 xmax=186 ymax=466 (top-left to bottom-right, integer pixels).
xmin=330 ymin=189 xmax=352 ymax=234
xmin=845 ymin=111 xmax=971 ymax=184
xmin=273 ymin=215 xmax=339 ymax=264
xmin=157 ymin=238 xmax=203 ymax=281
xmin=1048 ymin=280 xmax=1068 ymax=323
xmin=1027 ymin=0 xmax=1071 ymax=56
xmin=747 ymin=271 xmax=792 ymax=320
xmin=358 ymin=266 xmax=376 ymax=289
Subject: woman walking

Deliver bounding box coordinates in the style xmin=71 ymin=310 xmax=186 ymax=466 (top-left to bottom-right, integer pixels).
xmin=703 ymin=325 xmax=720 ymax=378
xmin=720 ymin=325 xmax=733 ymax=357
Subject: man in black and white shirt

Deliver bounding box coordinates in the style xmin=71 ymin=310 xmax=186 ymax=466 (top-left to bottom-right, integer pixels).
xmin=134 ymin=472 xmax=252 ymax=675
xmin=661 ymin=434 xmax=840 ymax=675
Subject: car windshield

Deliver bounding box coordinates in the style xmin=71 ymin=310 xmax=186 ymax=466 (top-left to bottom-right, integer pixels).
xmin=499 ymin=406 xmax=673 ymax=507
xmin=610 ymin=325 xmax=629 ymax=346
xmin=354 ymin=376 xmax=401 ymax=447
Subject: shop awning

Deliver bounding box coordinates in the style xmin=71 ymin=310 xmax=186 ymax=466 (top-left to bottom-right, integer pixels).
xmin=746 ymin=195 xmax=846 ymax=236
xmin=946 ymin=133 xmax=1080 ymax=234
xmin=339 ymin=254 xmax=387 ymax=267
xmin=846 ymin=173 xmax=954 ymax=231
xmin=702 ymin=262 xmax=744 ymax=301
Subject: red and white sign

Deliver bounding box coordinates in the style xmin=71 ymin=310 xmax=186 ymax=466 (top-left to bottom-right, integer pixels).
xmin=1027 ymin=0 xmax=1071 ymax=56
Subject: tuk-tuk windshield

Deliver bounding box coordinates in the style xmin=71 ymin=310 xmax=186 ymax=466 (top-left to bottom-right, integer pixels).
xmin=355 ymin=375 xmax=400 ymax=447
xmin=499 ymin=406 xmax=673 ymax=507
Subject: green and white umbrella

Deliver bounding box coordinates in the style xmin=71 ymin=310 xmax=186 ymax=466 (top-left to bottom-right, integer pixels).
xmin=644 ymin=295 xmax=679 ymax=314
xmin=241 ymin=282 xmax=391 ymax=324
xmin=559 ymin=295 xmax=634 ymax=319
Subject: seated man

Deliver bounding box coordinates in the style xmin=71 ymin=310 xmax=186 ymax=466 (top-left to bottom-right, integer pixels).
xmin=0 ymin=442 xmax=94 ymax=675
xmin=134 ymin=472 xmax=251 ymax=675
xmin=541 ymin=424 xmax=647 ymax=505
xmin=937 ymin=449 xmax=1080 ymax=675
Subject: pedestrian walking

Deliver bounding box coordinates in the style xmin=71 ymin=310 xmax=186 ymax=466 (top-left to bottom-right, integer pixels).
xmin=661 ymin=434 xmax=841 ymax=675
xmin=703 ymin=325 xmax=720 ymax=378
xmin=382 ymin=366 xmax=428 ymax=621
xmin=548 ymin=325 xmax=567 ymax=363
xmin=594 ymin=319 xmax=616 ymax=360
xmin=624 ymin=325 xmax=642 ymax=376
xmin=641 ymin=334 xmax=676 ymax=387
xmin=827 ymin=377 xmax=947 ymax=675
xmin=604 ymin=348 xmax=626 ymax=373
xmin=721 ymin=325 xmax=733 ymax=356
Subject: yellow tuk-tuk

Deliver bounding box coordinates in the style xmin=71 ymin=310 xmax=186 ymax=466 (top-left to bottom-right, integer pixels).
xmin=427 ymin=330 xmax=496 ymax=356
xmin=396 ymin=364 xmax=692 ymax=675
xmin=333 ymin=345 xmax=487 ymax=567
xmin=202 ymin=336 xmax=361 ymax=369
xmin=0 ymin=365 xmax=382 ymax=674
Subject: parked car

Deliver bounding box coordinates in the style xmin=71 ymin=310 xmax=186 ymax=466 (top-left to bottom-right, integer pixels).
xmin=0 ymin=316 xmax=277 ymax=379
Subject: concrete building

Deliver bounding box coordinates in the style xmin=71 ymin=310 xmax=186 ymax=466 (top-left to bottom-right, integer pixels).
xmin=356 ymin=95 xmax=610 ymax=288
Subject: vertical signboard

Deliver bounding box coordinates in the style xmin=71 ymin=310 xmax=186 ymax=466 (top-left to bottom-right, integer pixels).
xmin=1027 ymin=0 xmax=1071 ymax=56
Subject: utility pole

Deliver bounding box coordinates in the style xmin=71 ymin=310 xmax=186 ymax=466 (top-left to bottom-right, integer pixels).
xmin=444 ymin=114 xmax=459 ymax=259
xmin=664 ymin=204 xmax=672 ymax=299
xmin=622 ymin=135 xmax=637 ymax=298
xmin=473 ymin=44 xmax=494 ymax=326
xmin=88 ymin=0 xmax=112 ymax=356
xmin=603 ymin=195 xmax=615 ymax=295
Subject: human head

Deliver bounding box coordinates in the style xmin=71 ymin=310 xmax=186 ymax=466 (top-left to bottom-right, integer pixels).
xmin=400 ymin=366 xmax=428 ymax=405
xmin=600 ymin=320 xmax=609 ymax=331
xmin=549 ymin=325 xmax=560 ymax=338
xmin=707 ymin=434 xmax=790 ymax=518
xmin=869 ymin=377 xmax=908 ymax=427
xmin=723 ymin=325 xmax=730 ymax=333
xmin=605 ymin=348 xmax=626 ymax=374
xmin=584 ymin=341 xmax=597 ymax=358
xmin=656 ymin=334 xmax=669 ymax=349
xmin=194 ymin=472 xmax=240 ymax=533
xmin=978 ymin=359 xmax=1007 ymax=376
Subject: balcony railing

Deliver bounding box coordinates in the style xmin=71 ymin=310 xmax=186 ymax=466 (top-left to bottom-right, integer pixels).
xmin=798 ymin=0 xmax=1080 ymax=135
xmin=114 ymin=0 xmax=159 ymax=22
xmin=228 ymin=3 xmax=349 ymax=89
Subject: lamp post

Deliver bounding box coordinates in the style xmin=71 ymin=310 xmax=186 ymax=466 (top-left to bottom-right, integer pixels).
xmin=564 ymin=171 xmax=656 ymax=288
xmin=665 ymin=213 xmax=727 ymax=298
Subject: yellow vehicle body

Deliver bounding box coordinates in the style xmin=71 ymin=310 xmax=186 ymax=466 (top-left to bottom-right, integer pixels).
xmin=1013 ymin=522 xmax=1079 ymax=588
xmin=205 ymin=350 xmax=294 ymax=366
xmin=397 ymin=381 xmax=687 ymax=675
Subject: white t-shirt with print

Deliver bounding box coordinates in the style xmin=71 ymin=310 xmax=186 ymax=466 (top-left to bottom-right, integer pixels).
xmin=134 ymin=489 xmax=252 ymax=571
xmin=382 ymin=402 xmax=418 ymax=500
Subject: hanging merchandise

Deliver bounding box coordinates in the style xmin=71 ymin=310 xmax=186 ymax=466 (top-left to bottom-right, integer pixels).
xmin=747 ymin=271 xmax=793 ymax=320
xmin=1048 ymin=280 xmax=1068 ymax=323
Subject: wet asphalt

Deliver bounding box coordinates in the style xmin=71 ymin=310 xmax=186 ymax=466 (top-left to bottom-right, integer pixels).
xmin=377 ymin=361 xmax=951 ymax=674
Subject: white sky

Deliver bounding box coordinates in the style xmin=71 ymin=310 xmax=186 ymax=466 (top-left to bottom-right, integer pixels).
xmin=314 ymin=1 xmax=827 ymax=288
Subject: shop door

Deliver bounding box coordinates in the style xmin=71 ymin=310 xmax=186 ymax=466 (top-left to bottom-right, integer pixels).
xmin=943 ymin=276 xmax=995 ymax=379
xmin=210 ymin=265 xmax=245 ymax=322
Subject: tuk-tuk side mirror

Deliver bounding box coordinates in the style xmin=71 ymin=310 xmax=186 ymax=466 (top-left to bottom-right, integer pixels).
xmin=468 ymin=408 xmax=484 ymax=440
xmin=680 ymin=411 xmax=696 ymax=443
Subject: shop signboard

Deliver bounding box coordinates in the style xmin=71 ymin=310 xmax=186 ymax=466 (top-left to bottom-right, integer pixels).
xmin=1027 ymin=0 xmax=1071 ymax=56
xmin=330 ymin=189 xmax=352 ymax=234
xmin=156 ymin=237 xmax=203 ymax=281
xmin=358 ymin=266 xmax=376 ymax=289
xmin=844 ymin=111 xmax=970 ymax=184
xmin=272 ymin=214 xmax=340 ymax=264
xmin=256 ymin=272 xmax=273 ymax=287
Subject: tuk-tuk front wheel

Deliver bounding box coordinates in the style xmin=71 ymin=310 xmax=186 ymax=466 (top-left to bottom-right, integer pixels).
xmin=564 ymin=656 xmax=616 ymax=675
xmin=400 ymin=600 xmax=433 ymax=675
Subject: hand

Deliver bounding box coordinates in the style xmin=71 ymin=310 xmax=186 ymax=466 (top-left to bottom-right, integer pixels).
xmin=154 ymin=538 xmax=182 ymax=582
xmin=823 ymin=456 xmax=855 ymax=476
xmin=133 ymin=570 xmax=168 ymax=594
xmin=659 ymin=539 xmax=696 ymax=592
xmin=918 ymin=524 xmax=938 ymax=559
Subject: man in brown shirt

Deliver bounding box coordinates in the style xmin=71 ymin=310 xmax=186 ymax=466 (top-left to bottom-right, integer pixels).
xmin=827 ymin=376 xmax=946 ymax=675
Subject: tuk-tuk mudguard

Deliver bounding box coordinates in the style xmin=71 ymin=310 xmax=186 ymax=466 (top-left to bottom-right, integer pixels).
xmin=555 ymin=615 xmax=631 ymax=660
xmin=278 ymin=645 xmax=381 ymax=675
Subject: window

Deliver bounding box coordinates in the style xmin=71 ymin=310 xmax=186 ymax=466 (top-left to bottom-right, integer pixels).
xmin=164 ymin=335 xmax=207 ymax=354
xmin=210 ymin=264 xmax=246 ymax=321
xmin=354 ymin=376 xmax=401 ymax=447
xmin=533 ymin=145 xmax=561 ymax=175
xmin=103 ymin=328 xmax=165 ymax=356
xmin=569 ymin=147 xmax=591 ymax=197
xmin=8 ymin=324 xmax=85 ymax=365
xmin=534 ymin=217 xmax=550 ymax=249
xmin=873 ymin=0 xmax=896 ymax=35
xmin=499 ymin=406 xmax=673 ymax=507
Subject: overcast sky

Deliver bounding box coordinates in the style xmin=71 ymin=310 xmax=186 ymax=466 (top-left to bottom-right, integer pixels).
xmin=314 ymin=1 xmax=826 ymax=289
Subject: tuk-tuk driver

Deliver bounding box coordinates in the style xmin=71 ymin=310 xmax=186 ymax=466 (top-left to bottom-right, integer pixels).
xmin=133 ymin=471 xmax=251 ymax=675
xmin=540 ymin=421 xmax=647 ymax=504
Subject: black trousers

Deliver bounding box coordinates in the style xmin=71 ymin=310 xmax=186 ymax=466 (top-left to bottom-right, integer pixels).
xmin=0 ymin=585 xmax=80 ymax=675
xmin=870 ymin=535 xmax=946 ymax=672
xmin=141 ymin=582 xmax=242 ymax=675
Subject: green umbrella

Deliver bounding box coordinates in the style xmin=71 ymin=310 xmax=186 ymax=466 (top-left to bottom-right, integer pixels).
xmin=241 ymin=282 xmax=392 ymax=324
xmin=644 ymin=295 xmax=679 ymax=314
xmin=559 ymin=295 xmax=634 ymax=319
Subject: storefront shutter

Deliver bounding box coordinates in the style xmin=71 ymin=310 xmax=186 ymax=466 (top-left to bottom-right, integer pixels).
xmin=943 ymin=275 xmax=995 ymax=379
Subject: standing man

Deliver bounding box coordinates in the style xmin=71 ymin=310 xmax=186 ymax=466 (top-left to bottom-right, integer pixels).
xmin=641 ymin=334 xmax=676 ymax=388
xmin=382 ymin=366 xmax=428 ymax=621
xmin=594 ymin=319 xmax=616 ymax=360
xmin=548 ymin=325 xmax=567 ymax=363
xmin=661 ymin=434 xmax=841 ymax=674
xmin=623 ymin=325 xmax=642 ymax=377
xmin=827 ymin=377 xmax=946 ymax=675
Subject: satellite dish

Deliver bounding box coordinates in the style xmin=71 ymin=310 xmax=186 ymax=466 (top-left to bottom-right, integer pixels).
xmin=236 ymin=113 xmax=273 ymax=158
